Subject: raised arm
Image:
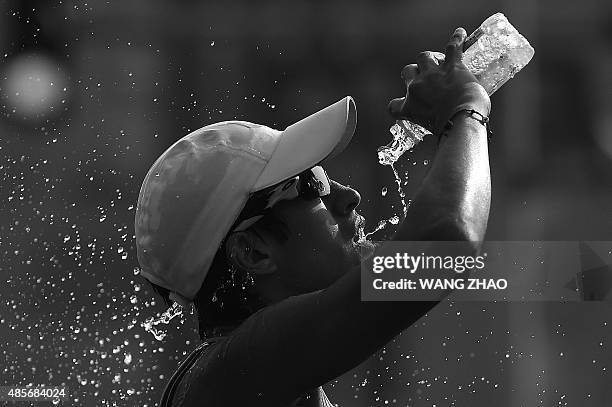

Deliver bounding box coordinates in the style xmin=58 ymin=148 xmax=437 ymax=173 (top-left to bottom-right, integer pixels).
xmin=390 ymin=27 xmax=491 ymax=243
xmin=185 ymin=28 xmax=492 ymax=407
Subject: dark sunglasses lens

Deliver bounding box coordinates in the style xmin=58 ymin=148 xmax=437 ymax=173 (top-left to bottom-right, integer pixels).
xmin=299 ymin=167 xmax=330 ymax=199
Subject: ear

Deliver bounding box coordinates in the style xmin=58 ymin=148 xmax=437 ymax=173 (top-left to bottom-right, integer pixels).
xmin=225 ymin=231 xmax=277 ymax=276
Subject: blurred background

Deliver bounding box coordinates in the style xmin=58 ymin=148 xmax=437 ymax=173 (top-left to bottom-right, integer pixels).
xmin=1 ymin=0 xmax=611 ymax=406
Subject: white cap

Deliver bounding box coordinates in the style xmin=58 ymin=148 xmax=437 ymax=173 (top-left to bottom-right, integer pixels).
xmin=134 ymin=97 xmax=357 ymax=305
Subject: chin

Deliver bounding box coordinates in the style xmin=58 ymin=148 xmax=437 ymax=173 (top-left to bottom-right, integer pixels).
xmin=348 ymin=237 xmax=377 ymax=266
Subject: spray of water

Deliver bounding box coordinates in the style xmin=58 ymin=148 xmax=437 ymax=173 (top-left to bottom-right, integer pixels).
xmin=378 ymin=121 xmax=429 ymax=166
xmin=361 ymin=161 xmax=409 ymax=240
xmin=390 ymin=163 xmax=408 ymax=218
xmin=141 ymin=302 xmax=185 ymax=341
xmin=369 ymin=121 xmax=421 ymax=239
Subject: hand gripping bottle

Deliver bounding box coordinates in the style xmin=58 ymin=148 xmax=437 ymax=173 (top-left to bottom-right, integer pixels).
xmin=377 ymin=13 xmax=535 ymax=166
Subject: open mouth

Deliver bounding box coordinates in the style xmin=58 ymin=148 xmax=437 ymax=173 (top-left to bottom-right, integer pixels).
xmin=351 ymin=215 xmax=377 ymax=259
xmin=352 ymin=216 xmax=367 ymax=244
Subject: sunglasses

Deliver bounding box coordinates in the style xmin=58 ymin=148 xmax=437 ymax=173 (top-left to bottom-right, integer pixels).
xmin=231 ymin=166 xmax=331 ymax=232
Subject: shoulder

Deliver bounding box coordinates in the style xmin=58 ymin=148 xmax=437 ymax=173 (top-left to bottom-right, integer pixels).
xmin=164 ymin=338 xmax=227 ymax=407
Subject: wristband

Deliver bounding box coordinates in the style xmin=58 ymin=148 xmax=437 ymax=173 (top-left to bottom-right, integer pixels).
xmin=438 ymin=108 xmax=493 ymax=144
xmin=444 ymin=109 xmax=489 ymax=130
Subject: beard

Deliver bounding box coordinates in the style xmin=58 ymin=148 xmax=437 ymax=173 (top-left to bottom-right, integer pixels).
xmin=346 ymin=236 xmax=378 ymax=268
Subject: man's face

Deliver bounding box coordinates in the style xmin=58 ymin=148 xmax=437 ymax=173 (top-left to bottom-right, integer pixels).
xmin=260 ymin=178 xmax=370 ymax=295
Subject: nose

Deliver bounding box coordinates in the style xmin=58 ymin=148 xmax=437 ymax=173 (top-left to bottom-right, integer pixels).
xmin=326 ymin=180 xmax=361 ymax=216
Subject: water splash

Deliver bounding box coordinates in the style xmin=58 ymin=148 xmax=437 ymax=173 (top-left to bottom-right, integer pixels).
xmin=354 ymin=219 xmax=378 ymax=260
xmin=365 ymin=220 xmax=388 ymax=239
xmin=364 ymin=216 xmax=399 ymax=239
xmin=365 ymin=163 xmax=410 ymax=239
xmin=390 ymin=163 xmax=408 ymax=218
xmin=377 ymin=121 xmax=429 ymax=166
xmin=141 ymin=302 xmax=184 ymax=341
xmin=376 ymin=124 xmax=413 ymax=231
xmin=389 ymin=215 xmax=400 ymax=225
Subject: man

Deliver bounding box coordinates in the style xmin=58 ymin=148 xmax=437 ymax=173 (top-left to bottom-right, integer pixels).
xmin=134 ymin=27 xmax=491 ymax=406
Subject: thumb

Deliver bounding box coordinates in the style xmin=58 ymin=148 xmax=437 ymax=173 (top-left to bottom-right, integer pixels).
xmin=401 ymin=64 xmax=418 ymax=84
xmin=388 ymin=97 xmax=406 ymax=119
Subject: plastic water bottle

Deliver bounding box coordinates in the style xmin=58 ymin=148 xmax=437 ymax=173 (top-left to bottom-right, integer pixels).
xmin=378 ymin=13 xmax=535 ymax=166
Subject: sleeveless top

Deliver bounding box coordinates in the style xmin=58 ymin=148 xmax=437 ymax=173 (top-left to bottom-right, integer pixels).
xmin=158 ymin=338 xmax=335 ymax=407
xmin=160 ymin=339 xmax=220 ymax=407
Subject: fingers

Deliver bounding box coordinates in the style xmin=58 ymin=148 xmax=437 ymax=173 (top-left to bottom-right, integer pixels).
xmin=391 ymin=64 xmax=418 ymax=119
xmin=444 ymin=27 xmax=467 ymax=66
xmin=401 ymin=64 xmax=418 ymax=84
xmin=388 ymin=97 xmax=406 ymax=119
xmin=415 ymin=51 xmax=438 ymax=73
xmin=431 ymin=52 xmax=445 ymax=64
xmin=392 ymin=64 xmax=418 ymax=119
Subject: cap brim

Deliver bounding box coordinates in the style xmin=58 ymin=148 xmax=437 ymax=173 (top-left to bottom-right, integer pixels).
xmin=253 ymin=96 xmax=356 ymax=191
